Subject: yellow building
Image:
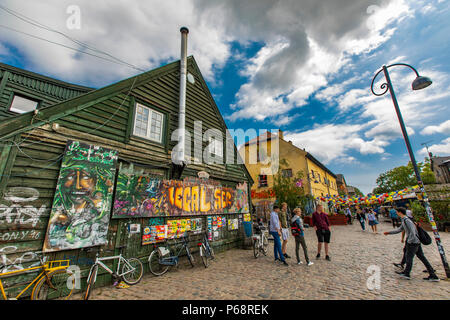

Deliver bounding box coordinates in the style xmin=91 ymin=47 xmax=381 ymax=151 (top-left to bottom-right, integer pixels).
xmin=239 ymin=130 xmax=338 ymax=218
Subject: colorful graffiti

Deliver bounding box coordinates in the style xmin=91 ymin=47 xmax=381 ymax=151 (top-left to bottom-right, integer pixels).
xmin=113 ymin=172 xmax=249 ymax=218
xmin=43 ymin=141 xmax=118 ymax=252
xmin=228 ymin=218 xmax=238 ymax=231
xmin=142 ymin=225 xmax=167 ymax=245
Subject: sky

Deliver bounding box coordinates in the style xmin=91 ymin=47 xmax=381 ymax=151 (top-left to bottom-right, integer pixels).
xmin=0 ymin=0 xmax=449 ymax=194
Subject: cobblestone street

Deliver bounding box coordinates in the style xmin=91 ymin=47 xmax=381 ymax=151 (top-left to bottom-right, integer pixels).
xmin=73 ymin=221 xmax=450 ymax=300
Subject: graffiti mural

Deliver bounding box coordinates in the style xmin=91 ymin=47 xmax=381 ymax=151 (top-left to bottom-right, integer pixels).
xmin=43 ymin=141 xmax=118 ymax=252
xmin=113 ymin=172 xmax=249 ymax=218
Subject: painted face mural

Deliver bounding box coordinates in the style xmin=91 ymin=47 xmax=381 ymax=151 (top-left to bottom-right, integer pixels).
xmin=43 ymin=141 xmax=118 ymax=252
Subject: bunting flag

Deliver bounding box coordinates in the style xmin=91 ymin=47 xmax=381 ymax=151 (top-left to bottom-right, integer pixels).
xmin=314 ymin=185 xmax=419 ymax=206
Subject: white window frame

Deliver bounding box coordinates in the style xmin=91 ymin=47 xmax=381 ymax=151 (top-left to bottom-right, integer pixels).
xmin=133 ymin=103 xmax=164 ymax=144
xmin=9 ymin=94 xmax=39 ymax=114
xmin=208 ymin=136 xmax=223 ymax=158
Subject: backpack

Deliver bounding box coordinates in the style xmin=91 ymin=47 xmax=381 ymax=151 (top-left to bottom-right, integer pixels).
xmin=409 ymin=217 xmax=432 ymax=245
xmin=290 ymin=220 xmax=301 ymax=237
xmin=416 ymin=224 xmax=432 ymax=245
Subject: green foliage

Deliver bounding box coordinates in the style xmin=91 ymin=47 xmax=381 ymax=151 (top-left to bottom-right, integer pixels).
xmin=348 ymin=185 xmax=364 ymax=197
xmin=272 ymin=158 xmax=308 ymax=212
xmin=373 ymin=159 xmax=436 ymax=194
xmin=410 ymin=199 xmax=449 ymax=225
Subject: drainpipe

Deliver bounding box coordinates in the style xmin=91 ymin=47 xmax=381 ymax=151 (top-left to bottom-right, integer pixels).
xmin=171 ymin=27 xmax=189 ymax=178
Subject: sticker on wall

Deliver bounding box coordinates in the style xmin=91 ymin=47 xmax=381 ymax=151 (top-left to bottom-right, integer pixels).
xmin=228 ymin=218 xmax=239 ymax=231
xmin=190 ymin=218 xmax=203 ymax=234
xmin=43 ymin=140 xmax=118 ymax=252
xmin=167 ymin=219 xmax=191 ymax=239
xmin=128 ymin=224 xmax=141 ymax=234
xmin=142 ymin=225 xmax=168 ymax=245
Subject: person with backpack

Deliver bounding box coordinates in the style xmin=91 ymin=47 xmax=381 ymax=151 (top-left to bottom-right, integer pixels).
xmin=384 ymin=207 xmax=439 ymax=281
xmin=291 ymin=207 xmax=314 ymax=266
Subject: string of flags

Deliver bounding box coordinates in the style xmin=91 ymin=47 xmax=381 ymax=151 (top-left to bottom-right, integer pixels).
xmin=314 ymin=185 xmax=420 ymax=206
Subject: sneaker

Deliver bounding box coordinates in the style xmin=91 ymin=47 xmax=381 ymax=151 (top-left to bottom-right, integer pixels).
xmin=274 ymin=258 xmax=281 ymax=262
xmin=393 ymin=263 xmax=404 ymax=269
xmin=395 ymin=270 xmax=405 ymax=275
xmin=398 ymin=273 xmax=411 ymax=280
xmin=325 ymin=255 xmax=331 ymax=261
xmin=297 ymin=261 xmax=303 ymax=265
xmin=423 ymin=269 xmax=436 ymax=273
xmin=316 ymin=253 xmax=320 ymax=259
xmin=423 ymin=275 xmax=440 ymax=282
xmin=282 ymin=261 xmax=289 ymax=266
xmin=284 ymin=253 xmax=291 ymax=259
xmin=307 ymin=261 xmax=314 ymax=266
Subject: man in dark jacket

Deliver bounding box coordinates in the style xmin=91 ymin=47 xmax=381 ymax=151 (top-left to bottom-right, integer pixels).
xmin=312 ymin=204 xmax=331 ymax=261
xmin=384 ymin=207 xmax=439 ymax=281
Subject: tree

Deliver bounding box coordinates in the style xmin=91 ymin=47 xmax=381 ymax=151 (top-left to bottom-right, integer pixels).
xmin=372 ymin=158 xmax=436 ymax=194
xmin=272 ymin=159 xmax=312 ymax=212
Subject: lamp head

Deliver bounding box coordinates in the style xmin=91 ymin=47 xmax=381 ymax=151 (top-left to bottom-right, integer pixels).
xmin=412 ymin=76 xmax=432 ymax=90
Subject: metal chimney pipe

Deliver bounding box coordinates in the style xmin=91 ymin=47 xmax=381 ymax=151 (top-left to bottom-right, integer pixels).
xmin=175 ymin=26 xmax=189 ymax=165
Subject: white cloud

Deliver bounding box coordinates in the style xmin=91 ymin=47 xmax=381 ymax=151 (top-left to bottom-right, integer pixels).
xmin=421 ymin=120 xmax=450 ymax=135
xmin=419 ymin=137 xmax=450 ymax=156
xmin=284 ymin=123 xmax=388 ymax=165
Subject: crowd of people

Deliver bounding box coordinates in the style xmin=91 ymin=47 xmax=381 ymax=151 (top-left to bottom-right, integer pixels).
xmin=264 ymin=201 xmax=440 ymax=282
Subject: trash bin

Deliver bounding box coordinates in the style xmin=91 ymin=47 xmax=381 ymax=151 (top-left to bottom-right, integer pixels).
xmin=243 ymin=221 xmax=252 ymax=237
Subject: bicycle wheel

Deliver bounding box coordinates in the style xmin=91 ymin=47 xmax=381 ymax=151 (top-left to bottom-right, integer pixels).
xmin=83 ymin=264 xmax=98 ymax=301
xmin=200 ymin=244 xmax=209 ymax=268
xmin=186 ymin=247 xmax=195 ymax=268
xmin=148 ymin=249 xmax=170 ymax=276
xmin=262 ymin=234 xmax=268 ymax=256
xmin=121 ymin=258 xmax=143 ymax=285
xmin=31 ymin=269 xmax=72 ymax=300
xmin=253 ymin=238 xmax=260 ymax=258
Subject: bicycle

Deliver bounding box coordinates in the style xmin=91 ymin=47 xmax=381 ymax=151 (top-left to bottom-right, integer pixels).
xmin=0 ymin=252 xmax=73 ymax=300
xmin=148 ymin=232 xmax=195 ymax=276
xmin=197 ymin=232 xmax=215 ymax=268
xmin=252 ymin=223 xmax=268 ymax=258
xmin=84 ymin=246 xmax=144 ymax=300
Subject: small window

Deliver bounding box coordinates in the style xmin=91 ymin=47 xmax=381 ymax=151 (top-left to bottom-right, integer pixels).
xmin=209 ymin=136 xmax=223 ymax=157
xmin=258 ymin=175 xmax=268 ymax=187
xmin=133 ymin=103 xmax=164 ymax=143
xmin=9 ymin=94 xmax=39 ymax=114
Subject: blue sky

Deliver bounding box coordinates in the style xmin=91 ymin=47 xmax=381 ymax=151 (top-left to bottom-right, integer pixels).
xmin=0 ymin=0 xmax=449 ymax=194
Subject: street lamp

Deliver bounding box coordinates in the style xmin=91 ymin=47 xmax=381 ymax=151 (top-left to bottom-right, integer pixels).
xmin=371 ymin=63 xmax=450 ymax=278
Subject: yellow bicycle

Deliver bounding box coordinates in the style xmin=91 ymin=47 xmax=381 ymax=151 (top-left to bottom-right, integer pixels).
xmin=0 ymin=253 xmax=74 ymax=300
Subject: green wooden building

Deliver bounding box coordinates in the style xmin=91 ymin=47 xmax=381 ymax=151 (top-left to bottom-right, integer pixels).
xmin=0 ymin=55 xmax=253 ymax=299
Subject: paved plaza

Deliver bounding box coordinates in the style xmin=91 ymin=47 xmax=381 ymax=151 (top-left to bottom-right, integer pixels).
xmin=71 ymin=220 xmax=450 ymax=300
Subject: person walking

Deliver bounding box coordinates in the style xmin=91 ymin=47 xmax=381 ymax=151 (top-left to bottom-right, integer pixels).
xmin=345 ymin=207 xmax=352 ymax=225
xmin=312 ymin=204 xmax=331 ymax=261
xmin=279 ymin=202 xmax=291 ymax=259
xmin=389 ymin=207 xmax=400 ymax=228
xmin=291 ymin=207 xmax=314 ymax=266
xmin=269 ymin=205 xmax=288 ymax=266
xmin=384 ymin=207 xmax=439 ymax=281
xmin=367 ymin=208 xmax=379 ymax=233
xmin=356 ymin=206 xmax=366 ymax=231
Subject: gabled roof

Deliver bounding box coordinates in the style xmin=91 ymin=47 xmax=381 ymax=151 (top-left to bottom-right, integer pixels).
xmin=0 ymin=56 xmax=254 ymax=185
xmin=0 ymin=62 xmax=94 ymax=91
xmin=0 ymin=58 xmax=183 ymax=140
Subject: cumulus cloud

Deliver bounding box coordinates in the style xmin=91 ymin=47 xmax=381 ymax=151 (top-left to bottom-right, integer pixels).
xmin=419 ymin=137 xmax=450 ymax=156
xmin=284 ymin=123 xmax=388 ymax=165
xmin=421 ymin=120 xmax=450 ymax=135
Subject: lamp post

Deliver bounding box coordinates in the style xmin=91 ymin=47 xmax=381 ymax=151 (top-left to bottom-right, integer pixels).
xmin=371 ymin=63 xmax=450 ymax=278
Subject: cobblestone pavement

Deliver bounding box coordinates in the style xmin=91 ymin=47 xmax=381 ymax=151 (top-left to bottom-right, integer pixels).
xmin=71 ymin=221 xmax=450 ymax=300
